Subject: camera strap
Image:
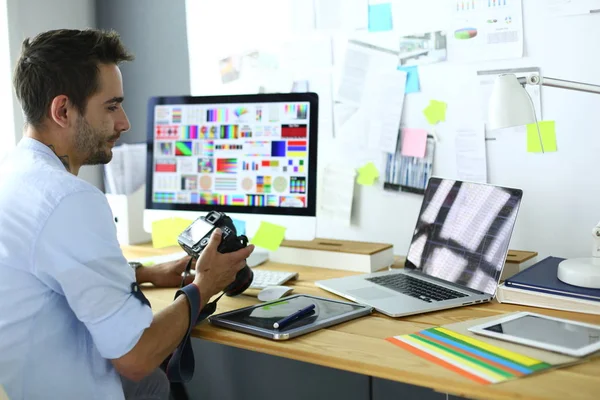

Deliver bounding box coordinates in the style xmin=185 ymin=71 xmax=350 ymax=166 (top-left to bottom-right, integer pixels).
xmin=165 ymin=283 xmax=223 ymax=382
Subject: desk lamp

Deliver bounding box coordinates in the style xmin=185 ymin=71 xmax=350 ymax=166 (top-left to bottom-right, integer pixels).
xmin=488 ymin=73 xmax=600 ymax=288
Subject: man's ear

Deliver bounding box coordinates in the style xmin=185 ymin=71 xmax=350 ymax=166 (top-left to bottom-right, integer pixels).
xmin=49 ymin=95 xmax=72 ymax=128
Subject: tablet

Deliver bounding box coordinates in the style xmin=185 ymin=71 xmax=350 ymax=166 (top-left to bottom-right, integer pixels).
xmin=208 ymin=294 xmax=373 ymax=340
xmin=468 ymin=312 xmax=600 ymax=357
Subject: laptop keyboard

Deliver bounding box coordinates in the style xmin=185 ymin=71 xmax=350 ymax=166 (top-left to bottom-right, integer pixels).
xmin=366 ymin=274 xmax=468 ymax=303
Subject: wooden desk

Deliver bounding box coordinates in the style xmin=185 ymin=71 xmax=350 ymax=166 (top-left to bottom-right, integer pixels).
xmin=122 ymin=244 xmax=600 ymax=400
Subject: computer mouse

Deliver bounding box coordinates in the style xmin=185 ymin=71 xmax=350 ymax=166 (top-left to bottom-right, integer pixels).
xmin=257 ymin=285 xmax=294 ymax=302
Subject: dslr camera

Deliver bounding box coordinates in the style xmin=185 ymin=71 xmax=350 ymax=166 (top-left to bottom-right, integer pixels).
xmin=177 ymin=211 xmax=253 ymax=296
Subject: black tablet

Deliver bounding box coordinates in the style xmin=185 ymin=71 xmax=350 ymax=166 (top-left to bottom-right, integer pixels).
xmin=208 ymin=294 xmax=373 ymax=340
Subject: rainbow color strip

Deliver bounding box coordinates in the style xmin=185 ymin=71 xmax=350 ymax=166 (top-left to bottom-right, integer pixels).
xmin=175 ymin=141 xmax=193 ymax=156
xmin=387 ymin=327 xmax=552 ymax=385
xmin=247 ymin=194 xmax=265 ymax=206
xmin=219 ymin=125 xmax=239 ymax=139
xmin=218 ymin=195 xmax=246 ymax=206
xmin=181 ymin=125 xmax=199 ymax=139
xmin=153 ymin=192 xmax=176 ymax=203
xmin=172 ymin=108 xmax=182 ymax=123
xmin=206 ymin=108 xmax=228 ymax=122
xmin=284 ymin=103 xmax=308 ymax=119
xmin=216 ymin=158 xmax=237 ymax=173
xmin=198 ymin=193 xmax=220 ymax=205
xmin=267 ymin=195 xmax=279 ymax=207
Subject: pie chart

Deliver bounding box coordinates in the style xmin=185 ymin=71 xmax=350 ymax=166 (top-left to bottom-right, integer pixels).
xmin=454 ymin=28 xmax=477 ymax=40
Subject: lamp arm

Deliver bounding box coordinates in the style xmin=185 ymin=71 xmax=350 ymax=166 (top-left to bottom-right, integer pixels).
xmin=525 ymin=75 xmax=600 ymax=95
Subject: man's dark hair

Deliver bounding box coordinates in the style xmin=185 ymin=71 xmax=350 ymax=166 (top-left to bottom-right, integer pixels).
xmin=13 ymin=29 xmax=134 ymax=128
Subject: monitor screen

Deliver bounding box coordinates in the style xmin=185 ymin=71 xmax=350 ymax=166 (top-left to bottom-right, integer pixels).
xmin=145 ymin=93 xmax=318 ymax=217
xmin=405 ymin=178 xmax=523 ymax=295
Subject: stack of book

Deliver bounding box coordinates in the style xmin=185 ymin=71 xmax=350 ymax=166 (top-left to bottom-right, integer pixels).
xmin=496 ymin=256 xmax=600 ymax=315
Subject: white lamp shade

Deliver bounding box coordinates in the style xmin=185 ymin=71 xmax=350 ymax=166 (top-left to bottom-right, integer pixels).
xmin=488 ymin=74 xmax=536 ymax=130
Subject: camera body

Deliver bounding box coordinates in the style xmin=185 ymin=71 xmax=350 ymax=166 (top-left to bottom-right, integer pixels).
xmin=178 ymin=211 xmax=253 ymax=296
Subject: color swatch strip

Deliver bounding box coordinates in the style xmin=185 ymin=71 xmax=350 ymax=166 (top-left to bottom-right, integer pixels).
xmin=386 ymin=328 xmax=552 ymax=385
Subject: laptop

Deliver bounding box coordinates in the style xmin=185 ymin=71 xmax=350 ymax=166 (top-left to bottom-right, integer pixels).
xmin=316 ymin=178 xmax=523 ymax=317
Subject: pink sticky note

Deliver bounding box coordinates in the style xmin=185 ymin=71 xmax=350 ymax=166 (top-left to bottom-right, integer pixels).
xmin=401 ymin=128 xmax=427 ymax=158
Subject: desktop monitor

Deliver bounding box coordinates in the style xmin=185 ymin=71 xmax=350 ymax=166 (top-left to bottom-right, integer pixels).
xmin=143 ymin=93 xmax=319 ymax=240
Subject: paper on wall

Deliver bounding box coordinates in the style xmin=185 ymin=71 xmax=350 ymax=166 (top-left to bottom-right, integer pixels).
xmin=104 ymin=143 xmax=147 ymax=195
xmin=315 ymin=0 xmax=368 ymax=31
xmin=455 ymin=124 xmax=488 ymax=183
xmin=546 ymin=0 xmax=600 ymax=16
xmin=449 ymin=0 xmax=524 ymax=62
xmin=365 ymin=69 xmax=407 ymax=153
xmin=319 ymin=165 xmax=356 ymax=226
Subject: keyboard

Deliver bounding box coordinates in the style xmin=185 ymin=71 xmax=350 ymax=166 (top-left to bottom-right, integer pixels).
xmin=249 ymin=270 xmax=299 ymax=290
xmin=366 ymin=274 xmax=467 ymax=303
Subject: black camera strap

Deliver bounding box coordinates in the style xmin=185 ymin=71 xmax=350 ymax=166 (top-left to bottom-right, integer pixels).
xmin=165 ymin=282 xmax=224 ymax=382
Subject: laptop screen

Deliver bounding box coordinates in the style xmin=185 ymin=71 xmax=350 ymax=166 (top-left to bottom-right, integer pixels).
xmin=405 ymin=178 xmax=523 ymax=295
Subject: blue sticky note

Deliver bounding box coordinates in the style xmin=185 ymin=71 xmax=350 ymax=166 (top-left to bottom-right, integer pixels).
xmin=232 ymin=219 xmax=246 ymax=235
xmin=398 ymin=66 xmax=420 ymax=94
xmin=368 ymin=3 xmax=393 ymax=32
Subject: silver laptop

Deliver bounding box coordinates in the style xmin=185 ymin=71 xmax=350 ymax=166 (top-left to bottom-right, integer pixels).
xmin=316 ymin=178 xmax=523 ymax=317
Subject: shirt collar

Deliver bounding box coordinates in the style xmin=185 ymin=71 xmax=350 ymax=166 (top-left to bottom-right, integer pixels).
xmin=18 ymin=136 xmax=69 ymax=172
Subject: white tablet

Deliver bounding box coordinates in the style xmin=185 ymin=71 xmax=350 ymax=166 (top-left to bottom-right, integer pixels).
xmin=468 ymin=312 xmax=600 ymax=357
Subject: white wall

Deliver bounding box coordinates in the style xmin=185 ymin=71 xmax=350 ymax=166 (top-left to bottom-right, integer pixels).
xmin=185 ymin=0 xmax=600 ymax=260
xmin=6 ymin=0 xmax=103 ymax=189
xmin=0 ymin=0 xmax=15 ymax=162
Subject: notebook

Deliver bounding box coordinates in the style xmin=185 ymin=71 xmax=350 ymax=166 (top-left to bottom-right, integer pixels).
xmin=505 ymin=256 xmax=600 ymax=302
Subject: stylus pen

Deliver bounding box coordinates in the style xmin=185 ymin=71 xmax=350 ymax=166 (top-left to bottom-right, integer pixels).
xmin=273 ymin=304 xmax=316 ymax=330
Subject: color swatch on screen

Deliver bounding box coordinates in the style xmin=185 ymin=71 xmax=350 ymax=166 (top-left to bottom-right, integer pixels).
xmin=234 ymin=107 xmax=248 ymax=117
xmin=153 ymin=192 xmax=176 ymax=203
xmin=180 ymin=175 xmax=198 ymax=191
xmin=279 ymin=196 xmax=305 ymax=207
xmin=240 ymin=126 xmax=252 ymax=138
xmin=290 ymin=177 xmax=306 ymax=194
xmin=256 ymin=176 xmax=272 ymax=193
xmin=198 ymin=193 xmax=220 ymax=205
xmin=207 ymin=108 xmax=229 ymax=122
xmin=181 ymin=125 xmax=199 ymax=139
xmin=220 ymin=125 xmax=239 ymax=139
xmin=155 ymin=125 xmax=179 ymax=139
xmin=216 ymin=158 xmax=238 ymax=173
xmin=218 ymin=195 xmax=246 ymax=206
xmin=246 ymin=141 xmax=271 ymax=157
xmin=271 ymin=141 xmax=286 ymax=157
xmin=175 ymin=141 xmax=193 ymax=156
xmin=247 ymin=194 xmax=265 ymax=206
xmin=197 ymin=158 xmax=214 ymax=173
xmin=155 ymin=159 xmax=177 ymax=172
xmin=284 ymin=103 xmax=307 ymax=119
xmin=242 ymin=161 xmax=260 ymax=171
xmin=202 ymin=141 xmax=215 ymax=157
xmin=215 ymin=177 xmax=237 ymax=191
xmin=282 ymin=124 xmax=308 ymax=138
xmin=387 ymin=327 xmax=552 ymax=385
xmin=216 ymin=144 xmax=243 ymax=150
xmin=172 ymin=108 xmax=182 ymax=123
xmin=287 ymin=140 xmax=307 ymax=157
xmin=267 ymin=195 xmax=279 ymax=207
xmin=261 ymin=160 xmax=280 ymax=168
xmin=199 ymin=125 xmax=217 ymax=139
xmin=158 ymin=142 xmax=173 ymax=156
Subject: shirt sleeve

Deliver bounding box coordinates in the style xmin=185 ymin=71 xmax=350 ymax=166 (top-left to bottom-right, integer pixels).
xmin=32 ymin=190 xmax=153 ymax=359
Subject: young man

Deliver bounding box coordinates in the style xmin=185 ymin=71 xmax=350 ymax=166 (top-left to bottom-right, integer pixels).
xmin=0 ymin=29 xmax=254 ymax=399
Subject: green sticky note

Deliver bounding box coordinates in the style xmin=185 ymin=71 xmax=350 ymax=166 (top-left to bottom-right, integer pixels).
xmin=151 ymin=217 xmax=193 ymax=248
xmin=423 ymin=100 xmax=447 ymax=125
xmin=527 ymin=121 xmax=557 ymax=153
xmin=251 ymin=221 xmax=287 ymax=251
xmin=356 ymin=162 xmax=380 ymax=186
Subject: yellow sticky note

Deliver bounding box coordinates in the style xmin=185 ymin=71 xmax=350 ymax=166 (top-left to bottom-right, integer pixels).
xmin=151 ymin=217 xmax=193 ymax=248
xmin=356 ymin=162 xmax=379 ymax=186
xmin=251 ymin=221 xmax=287 ymax=251
xmin=423 ymin=100 xmax=447 ymax=125
xmin=527 ymin=121 xmax=557 ymax=153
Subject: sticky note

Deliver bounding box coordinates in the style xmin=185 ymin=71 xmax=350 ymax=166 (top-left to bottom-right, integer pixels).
xmin=368 ymin=3 xmax=393 ymax=32
xmin=251 ymin=221 xmax=287 ymax=251
xmin=527 ymin=121 xmax=557 ymax=153
xmin=356 ymin=162 xmax=380 ymax=186
xmin=401 ymin=128 xmax=428 ymax=158
xmin=398 ymin=66 xmax=420 ymax=94
xmin=151 ymin=217 xmax=193 ymax=248
xmin=423 ymin=100 xmax=447 ymax=125
xmin=232 ymin=219 xmax=246 ymax=235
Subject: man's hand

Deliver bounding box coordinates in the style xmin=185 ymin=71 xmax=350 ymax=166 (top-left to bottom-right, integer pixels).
xmin=136 ymin=255 xmax=194 ymax=288
xmin=193 ymin=228 xmax=255 ymax=300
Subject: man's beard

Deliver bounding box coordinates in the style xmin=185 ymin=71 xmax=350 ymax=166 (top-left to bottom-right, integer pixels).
xmin=75 ymin=116 xmax=116 ymax=165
